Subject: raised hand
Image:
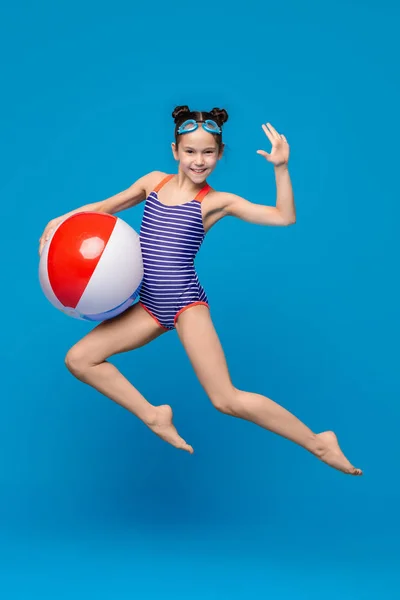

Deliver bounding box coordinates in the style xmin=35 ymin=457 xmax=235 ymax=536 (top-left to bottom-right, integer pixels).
xmin=257 ymin=122 xmax=290 ymax=167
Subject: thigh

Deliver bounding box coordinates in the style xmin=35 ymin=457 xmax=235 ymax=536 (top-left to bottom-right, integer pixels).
xmin=175 ymin=305 xmax=234 ymax=399
xmin=69 ymin=302 xmax=167 ymax=363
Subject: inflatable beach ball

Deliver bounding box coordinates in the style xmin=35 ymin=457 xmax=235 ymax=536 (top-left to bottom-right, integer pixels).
xmin=39 ymin=212 xmax=143 ymax=321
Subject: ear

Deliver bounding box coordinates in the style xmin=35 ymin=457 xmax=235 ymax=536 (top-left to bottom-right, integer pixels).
xmin=171 ymin=142 xmax=179 ymax=161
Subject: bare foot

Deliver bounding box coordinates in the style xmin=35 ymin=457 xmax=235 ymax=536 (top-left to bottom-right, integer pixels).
xmin=314 ymin=431 xmax=362 ymax=475
xmin=146 ymin=405 xmax=193 ymax=454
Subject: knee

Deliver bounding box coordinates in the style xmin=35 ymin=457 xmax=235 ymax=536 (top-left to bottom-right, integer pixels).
xmin=210 ymin=387 xmax=239 ymax=416
xmin=65 ymin=345 xmax=92 ymax=380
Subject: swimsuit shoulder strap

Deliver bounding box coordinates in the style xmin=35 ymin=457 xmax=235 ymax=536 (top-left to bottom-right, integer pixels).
xmin=153 ymin=174 xmax=174 ymax=193
xmin=154 ymin=176 xmax=211 ymax=202
xmin=194 ymin=184 xmax=212 ymax=203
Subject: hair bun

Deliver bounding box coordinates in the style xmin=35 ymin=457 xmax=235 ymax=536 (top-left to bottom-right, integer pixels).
xmin=172 ymin=105 xmax=191 ymax=123
xmin=209 ymin=107 xmax=229 ymax=125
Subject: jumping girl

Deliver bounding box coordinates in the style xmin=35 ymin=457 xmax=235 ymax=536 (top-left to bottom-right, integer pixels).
xmin=39 ymin=105 xmax=362 ymax=476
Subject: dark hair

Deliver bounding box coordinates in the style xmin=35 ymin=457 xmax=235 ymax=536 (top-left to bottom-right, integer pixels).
xmin=172 ymin=105 xmax=229 ymax=149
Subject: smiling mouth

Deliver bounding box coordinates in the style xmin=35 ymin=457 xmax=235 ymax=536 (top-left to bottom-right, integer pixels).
xmin=190 ymin=168 xmax=206 ymax=173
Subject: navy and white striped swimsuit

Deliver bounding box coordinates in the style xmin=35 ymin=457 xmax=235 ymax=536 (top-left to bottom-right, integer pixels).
xmin=138 ymin=174 xmax=210 ymax=330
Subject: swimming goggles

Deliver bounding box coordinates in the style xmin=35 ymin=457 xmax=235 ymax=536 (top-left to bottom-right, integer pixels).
xmin=177 ymin=119 xmax=222 ymax=135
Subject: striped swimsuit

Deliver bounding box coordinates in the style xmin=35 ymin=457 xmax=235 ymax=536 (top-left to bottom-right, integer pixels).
xmin=138 ymin=174 xmax=210 ymax=331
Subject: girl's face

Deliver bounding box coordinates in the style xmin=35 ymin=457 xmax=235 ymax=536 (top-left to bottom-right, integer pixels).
xmin=172 ymin=128 xmax=224 ymax=183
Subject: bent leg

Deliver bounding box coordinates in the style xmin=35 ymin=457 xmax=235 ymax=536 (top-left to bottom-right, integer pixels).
xmin=175 ymin=305 xmax=362 ymax=474
xmin=65 ymin=302 xmax=193 ymax=453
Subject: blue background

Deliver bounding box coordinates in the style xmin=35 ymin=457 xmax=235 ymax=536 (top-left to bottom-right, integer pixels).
xmin=1 ymin=0 xmax=399 ymax=597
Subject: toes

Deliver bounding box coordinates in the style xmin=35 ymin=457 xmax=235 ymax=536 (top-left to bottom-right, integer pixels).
xmin=351 ymin=467 xmax=362 ymax=476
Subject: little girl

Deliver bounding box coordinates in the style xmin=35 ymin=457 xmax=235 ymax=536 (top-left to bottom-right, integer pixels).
xmin=39 ymin=105 xmax=362 ymax=476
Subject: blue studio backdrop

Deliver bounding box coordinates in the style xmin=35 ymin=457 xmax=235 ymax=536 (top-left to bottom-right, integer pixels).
xmin=1 ymin=1 xmax=399 ymax=598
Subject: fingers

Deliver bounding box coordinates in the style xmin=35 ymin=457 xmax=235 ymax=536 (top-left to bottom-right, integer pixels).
xmin=262 ymin=123 xmax=289 ymax=144
xmin=266 ymin=123 xmax=280 ymax=139
xmin=38 ymin=226 xmax=54 ymax=256
xmin=262 ymin=123 xmax=274 ymax=143
xmin=262 ymin=123 xmax=280 ymax=141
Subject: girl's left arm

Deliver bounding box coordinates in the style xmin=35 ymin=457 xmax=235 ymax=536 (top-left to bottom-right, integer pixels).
xmin=221 ymin=122 xmax=296 ymax=227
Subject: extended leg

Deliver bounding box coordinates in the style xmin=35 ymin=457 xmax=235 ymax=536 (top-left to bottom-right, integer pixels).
xmin=176 ymin=305 xmax=362 ymax=474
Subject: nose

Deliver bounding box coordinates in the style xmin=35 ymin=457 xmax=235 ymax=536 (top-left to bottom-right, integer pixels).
xmin=194 ymin=153 xmax=205 ymax=166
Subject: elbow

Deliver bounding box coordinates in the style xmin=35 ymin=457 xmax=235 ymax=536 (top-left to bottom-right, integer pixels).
xmin=276 ymin=208 xmax=296 ymax=226
xmin=281 ymin=215 xmax=296 ymax=226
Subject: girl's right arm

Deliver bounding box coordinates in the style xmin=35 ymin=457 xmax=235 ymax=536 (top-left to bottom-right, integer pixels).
xmin=38 ymin=170 xmax=165 ymax=255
